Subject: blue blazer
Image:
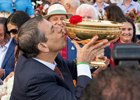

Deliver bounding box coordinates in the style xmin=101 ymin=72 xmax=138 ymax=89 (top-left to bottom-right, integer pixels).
xmin=67 ymin=38 xmax=77 ymax=61
xmin=10 ymin=54 xmax=91 ymax=100
xmin=104 ymin=46 xmax=111 ymax=59
xmin=1 ymin=39 xmax=16 ymax=80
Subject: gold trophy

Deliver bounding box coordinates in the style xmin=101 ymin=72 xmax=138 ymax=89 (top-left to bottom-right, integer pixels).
xmin=64 ymin=17 xmax=122 ymax=68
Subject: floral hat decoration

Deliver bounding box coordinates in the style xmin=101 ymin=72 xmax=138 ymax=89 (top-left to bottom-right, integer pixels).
xmin=45 ymin=4 xmax=72 ymax=20
xmin=32 ymin=0 xmax=49 ymax=16
xmin=125 ymin=9 xmax=140 ymax=23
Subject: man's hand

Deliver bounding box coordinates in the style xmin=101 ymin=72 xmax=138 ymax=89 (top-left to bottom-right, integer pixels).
xmin=72 ymin=35 xmax=109 ymax=64
xmin=0 ymin=68 xmax=4 ymax=78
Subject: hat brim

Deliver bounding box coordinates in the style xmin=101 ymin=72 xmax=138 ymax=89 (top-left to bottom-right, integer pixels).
xmin=44 ymin=13 xmax=72 ymax=20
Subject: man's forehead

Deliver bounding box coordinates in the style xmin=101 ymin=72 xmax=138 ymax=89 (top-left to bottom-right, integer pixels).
xmin=50 ymin=14 xmax=67 ymax=18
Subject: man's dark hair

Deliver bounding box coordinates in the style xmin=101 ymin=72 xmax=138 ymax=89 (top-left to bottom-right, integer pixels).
xmin=81 ymin=66 xmax=140 ymax=100
xmin=18 ymin=16 xmax=47 ymax=58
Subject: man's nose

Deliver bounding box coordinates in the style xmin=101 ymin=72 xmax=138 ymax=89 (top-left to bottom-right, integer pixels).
xmin=57 ymin=19 xmax=63 ymax=25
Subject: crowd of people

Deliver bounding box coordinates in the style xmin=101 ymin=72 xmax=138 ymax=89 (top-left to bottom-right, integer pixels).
xmin=0 ymin=0 xmax=140 ymax=100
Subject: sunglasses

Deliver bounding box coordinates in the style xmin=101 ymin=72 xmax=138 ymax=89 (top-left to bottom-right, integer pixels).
xmin=8 ymin=29 xmax=18 ymax=34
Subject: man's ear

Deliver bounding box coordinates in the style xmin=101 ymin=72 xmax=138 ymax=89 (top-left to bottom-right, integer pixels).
xmin=37 ymin=42 xmax=49 ymax=53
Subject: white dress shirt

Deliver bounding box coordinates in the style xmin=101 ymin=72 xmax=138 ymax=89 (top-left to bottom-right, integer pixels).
xmin=93 ymin=2 xmax=109 ymax=18
xmin=0 ymin=39 xmax=12 ymax=68
xmin=34 ymin=58 xmax=92 ymax=79
xmin=33 ymin=58 xmax=56 ymax=70
xmin=117 ymin=1 xmax=140 ymax=14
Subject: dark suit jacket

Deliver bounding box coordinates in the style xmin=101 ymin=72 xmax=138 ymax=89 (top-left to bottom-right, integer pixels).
xmin=1 ymin=39 xmax=16 ymax=80
xmin=10 ymin=54 xmax=91 ymax=100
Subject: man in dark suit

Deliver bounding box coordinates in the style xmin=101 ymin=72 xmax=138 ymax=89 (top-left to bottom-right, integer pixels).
xmin=0 ymin=17 xmax=15 ymax=80
xmin=10 ymin=16 xmax=108 ymax=100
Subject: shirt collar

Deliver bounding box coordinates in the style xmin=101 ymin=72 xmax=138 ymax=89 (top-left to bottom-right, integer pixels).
xmin=94 ymin=3 xmax=98 ymax=7
xmin=94 ymin=2 xmax=108 ymax=7
xmin=0 ymin=38 xmax=12 ymax=49
xmin=33 ymin=58 xmax=56 ymax=70
xmin=122 ymin=0 xmax=134 ymax=5
xmin=5 ymin=38 xmax=12 ymax=48
xmin=130 ymin=1 xmax=135 ymax=5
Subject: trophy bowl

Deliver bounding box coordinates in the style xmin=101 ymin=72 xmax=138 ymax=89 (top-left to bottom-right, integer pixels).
xmin=64 ymin=19 xmax=122 ymax=45
xmin=64 ymin=19 xmax=123 ymax=68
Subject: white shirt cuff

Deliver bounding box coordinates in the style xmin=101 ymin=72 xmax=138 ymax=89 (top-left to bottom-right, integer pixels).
xmin=77 ymin=64 xmax=92 ymax=79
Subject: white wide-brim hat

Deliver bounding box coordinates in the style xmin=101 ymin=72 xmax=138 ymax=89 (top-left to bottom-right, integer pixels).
xmin=45 ymin=4 xmax=72 ymax=20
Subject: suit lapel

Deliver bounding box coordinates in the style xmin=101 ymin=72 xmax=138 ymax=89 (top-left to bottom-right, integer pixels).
xmin=32 ymin=57 xmax=72 ymax=92
xmin=2 ymin=39 xmax=15 ymax=68
xmin=55 ymin=55 xmax=75 ymax=93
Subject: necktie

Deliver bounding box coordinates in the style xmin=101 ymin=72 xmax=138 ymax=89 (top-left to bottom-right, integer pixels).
xmin=54 ymin=67 xmax=64 ymax=80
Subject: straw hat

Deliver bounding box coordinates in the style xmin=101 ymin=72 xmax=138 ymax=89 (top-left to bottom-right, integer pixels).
xmin=45 ymin=4 xmax=72 ymax=20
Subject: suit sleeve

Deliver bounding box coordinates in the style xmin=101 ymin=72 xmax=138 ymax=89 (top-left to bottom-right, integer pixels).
xmin=25 ymin=73 xmax=91 ymax=100
xmin=66 ymin=60 xmax=77 ymax=80
xmin=75 ymin=76 xmax=91 ymax=99
xmin=1 ymin=39 xmax=15 ymax=80
xmin=25 ymin=74 xmax=77 ymax=100
xmin=1 ymin=55 xmax=14 ymax=80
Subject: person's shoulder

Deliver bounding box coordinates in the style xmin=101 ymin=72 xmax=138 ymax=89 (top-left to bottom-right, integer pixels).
xmin=104 ymin=2 xmax=109 ymax=6
xmin=15 ymin=55 xmax=56 ymax=84
xmin=17 ymin=55 xmax=50 ymax=71
xmin=117 ymin=3 xmax=123 ymax=6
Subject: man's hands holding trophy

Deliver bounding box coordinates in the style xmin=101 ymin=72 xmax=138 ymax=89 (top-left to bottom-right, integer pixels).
xmin=72 ymin=35 xmax=109 ymax=65
xmin=72 ymin=35 xmax=110 ymax=72
xmin=64 ymin=16 xmax=122 ymax=77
